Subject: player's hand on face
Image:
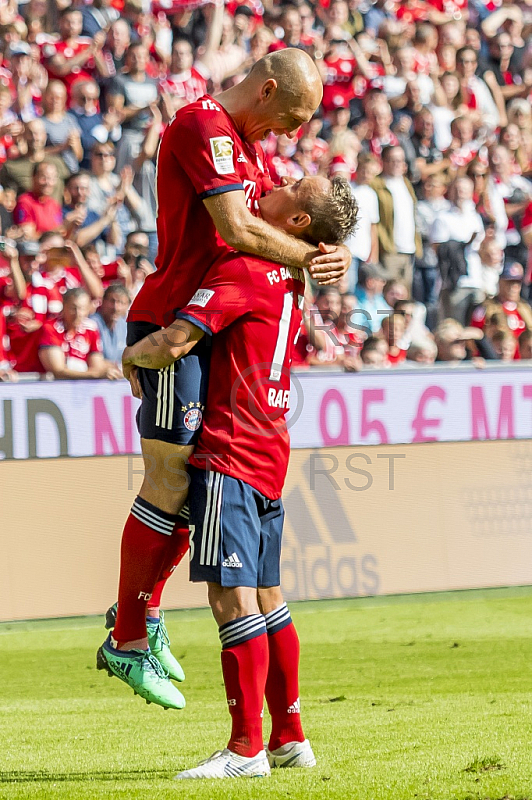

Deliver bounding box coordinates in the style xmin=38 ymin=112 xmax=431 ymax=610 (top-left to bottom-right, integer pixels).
xmin=308 ymin=243 xmax=351 ymax=285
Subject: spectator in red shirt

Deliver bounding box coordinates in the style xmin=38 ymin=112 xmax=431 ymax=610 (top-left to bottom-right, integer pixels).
xmin=159 ymin=38 xmax=207 ymax=116
xmin=381 ymin=312 xmax=408 ymax=365
xmin=38 ymin=233 xmax=103 ymax=308
xmin=13 ymin=160 xmax=63 ymax=237
xmin=43 ymin=7 xmax=109 ymax=103
xmin=38 ymin=286 xmax=120 ymax=379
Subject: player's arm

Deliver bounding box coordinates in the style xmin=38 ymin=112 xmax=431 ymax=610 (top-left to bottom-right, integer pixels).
xmin=122 ymin=319 xmax=205 ymax=372
xmin=204 ymin=190 xmax=350 ymax=285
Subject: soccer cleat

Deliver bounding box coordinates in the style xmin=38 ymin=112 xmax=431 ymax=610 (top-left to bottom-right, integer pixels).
xmin=96 ymin=633 xmax=186 ymax=710
xmin=146 ymin=611 xmax=185 ymax=682
xmin=266 ymin=739 xmax=316 ymax=768
xmin=174 ymin=748 xmax=270 ymax=780
xmin=104 ymin=602 xmax=118 ymax=630
xmin=105 ymin=604 xmax=185 ymax=683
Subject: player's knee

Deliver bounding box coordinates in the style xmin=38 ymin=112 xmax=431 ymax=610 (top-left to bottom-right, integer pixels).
xmin=257 ymin=585 xmax=284 ymax=615
xmin=208 ymin=584 xmax=259 ymax=626
xmin=139 ymin=440 xmax=193 ymax=508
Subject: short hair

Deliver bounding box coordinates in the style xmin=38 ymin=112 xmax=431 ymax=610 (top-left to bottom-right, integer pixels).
xmin=492 ymin=329 xmax=516 ymax=348
xmin=407 ymin=339 xmax=437 ymax=359
xmin=67 ymin=170 xmax=91 ymax=185
xmin=456 ymin=46 xmax=477 ymax=63
xmin=381 ymin=144 xmax=404 ymax=162
xmin=103 ymin=282 xmax=130 ymax=302
xmin=519 ymin=328 xmax=532 ymax=345
xmin=361 ymin=337 xmax=383 ymax=356
xmin=63 ymin=287 xmax=89 ymax=304
xmin=60 ymin=6 xmax=81 ymax=17
xmin=394 ymin=298 xmax=415 ymax=312
xmin=303 ymin=176 xmax=358 ymax=245
xmin=414 ymin=23 xmax=436 ymax=44
xmin=40 ymin=230 xmax=63 ymax=246
xmin=172 ymin=36 xmax=193 ymax=50
xmin=315 ymin=285 xmax=341 ymax=300
xmin=126 ymin=230 xmax=149 ymax=243
xmin=357 ymin=152 xmax=379 ymax=169
xmin=127 ymin=41 xmax=147 ymax=56
xmin=32 ymin=160 xmax=57 ymax=177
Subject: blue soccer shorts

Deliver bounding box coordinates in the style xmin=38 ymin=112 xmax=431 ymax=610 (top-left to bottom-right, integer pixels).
xmin=188 ymin=465 xmax=284 ymax=588
xmin=127 ymin=321 xmax=210 ymax=446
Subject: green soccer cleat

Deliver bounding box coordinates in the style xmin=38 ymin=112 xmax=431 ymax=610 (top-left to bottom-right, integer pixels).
xmin=96 ymin=634 xmax=186 ymax=710
xmin=146 ymin=611 xmax=185 ymax=683
xmin=105 ymin=604 xmax=185 ymax=682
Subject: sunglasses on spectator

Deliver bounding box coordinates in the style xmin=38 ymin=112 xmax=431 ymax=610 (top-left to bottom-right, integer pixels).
xmin=458 ymin=58 xmax=477 ymax=64
xmin=80 ymin=95 xmax=98 ymax=102
xmin=94 ymin=151 xmax=114 ymax=158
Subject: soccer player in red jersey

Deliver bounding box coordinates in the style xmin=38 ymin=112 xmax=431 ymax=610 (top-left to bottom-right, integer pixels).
xmin=119 ymin=175 xmax=358 ymax=775
xmin=99 ymin=49 xmax=352 ymax=709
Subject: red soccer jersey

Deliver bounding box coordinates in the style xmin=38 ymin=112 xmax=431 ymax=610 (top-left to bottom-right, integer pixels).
xmin=159 ymin=67 xmax=207 ymax=106
xmin=42 ymin=38 xmax=96 ymax=101
xmin=177 ymin=254 xmax=304 ymax=500
xmin=14 ymin=192 xmax=63 ymax=234
xmin=0 ymin=310 xmax=7 ymax=365
xmin=36 ymin=266 xmax=83 ymax=314
xmin=322 ymin=53 xmax=356 ymax=112
xmin=39 ymin=316 xmax=102 ymax=371
xmin=129 ymin=95 xmax=272 ymax=329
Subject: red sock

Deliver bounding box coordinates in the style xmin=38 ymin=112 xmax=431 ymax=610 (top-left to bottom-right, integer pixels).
xmin=113 ymin=497 xmax=178 ymax=644
xmin=147 ymin=523 xmax=189 ymax=611
xmin=219 ymin=616 xmax=269 ymax=758
xmin=265 ymin=619 xmax=305 ymax=750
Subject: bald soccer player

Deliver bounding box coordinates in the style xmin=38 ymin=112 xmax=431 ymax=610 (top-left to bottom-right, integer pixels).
xmin=97 ymin=50 xmax=352 ymax=710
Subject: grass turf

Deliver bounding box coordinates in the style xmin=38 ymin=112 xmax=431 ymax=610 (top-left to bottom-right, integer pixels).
xmin=2 ymin=588 xmax=532 ymax=800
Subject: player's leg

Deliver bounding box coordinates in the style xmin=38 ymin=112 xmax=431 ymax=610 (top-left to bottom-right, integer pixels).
xmin=96 ymin=438 xmax=188 ymax=708
xmin=112 ymin=437 xmax=191 ymax=651
xmin=175 ymin=469 xmax=270 ymax=780
xmin=98 ymin=342 xmax=208 ymax=706
xmin=257 ymin=500 xmax=316 ymax=769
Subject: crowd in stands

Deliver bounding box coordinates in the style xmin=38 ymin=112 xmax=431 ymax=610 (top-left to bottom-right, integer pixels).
xmin=1 ymin=0 xmax=532 ymax=380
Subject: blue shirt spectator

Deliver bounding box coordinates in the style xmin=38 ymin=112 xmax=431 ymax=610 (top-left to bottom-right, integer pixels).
xmin=353 ymin=263 xmax=392 ymax=335
xmin=69 ymin=81 xmax=121 ymax=170
xmin=92 ymin=283 xmax=129 ymax=363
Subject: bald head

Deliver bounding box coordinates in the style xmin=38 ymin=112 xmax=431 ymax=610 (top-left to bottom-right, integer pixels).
xmin=220 ymin=49 xmax=323 ymax=143
xmin=248 ymin=49 xmax=322 ymax=107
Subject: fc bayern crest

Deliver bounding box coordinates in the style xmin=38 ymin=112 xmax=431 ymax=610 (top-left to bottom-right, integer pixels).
xmin=184 ymin=407 xmax=202 ymax=431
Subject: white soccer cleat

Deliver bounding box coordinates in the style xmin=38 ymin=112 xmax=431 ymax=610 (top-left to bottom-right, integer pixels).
xmin=266 ymin=739 xmax=317 ymax=768
xmin=174 ymin=748 xmax=271 ymax=780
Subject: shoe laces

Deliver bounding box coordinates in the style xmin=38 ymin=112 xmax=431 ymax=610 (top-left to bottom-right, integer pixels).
xmin=143 ymin=651 xmax=169 ymax=679
xmin=197 ymin=750 xmax=224 ymax=766
xmin=157 ymin=614 xmax=171 ymax=648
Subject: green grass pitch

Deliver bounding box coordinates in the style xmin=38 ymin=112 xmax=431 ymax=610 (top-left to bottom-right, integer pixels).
xmin=2 ymin=588 xmax=532 ymax=800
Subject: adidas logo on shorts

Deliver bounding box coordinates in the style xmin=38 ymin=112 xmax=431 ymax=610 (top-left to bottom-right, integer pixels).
xmin=222 ymin=552 xmax=243 ymax=568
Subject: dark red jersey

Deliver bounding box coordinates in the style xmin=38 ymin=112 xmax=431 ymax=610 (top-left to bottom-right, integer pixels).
xmin=177 ymin=254 xmax=304 ymax=500
xmin=129 ymin=95 xmax=272 ymax=328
